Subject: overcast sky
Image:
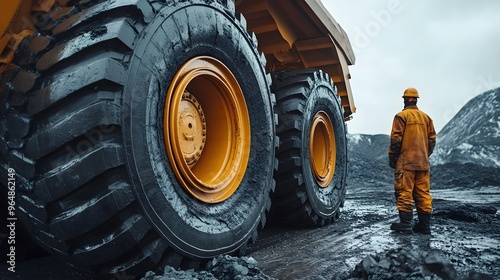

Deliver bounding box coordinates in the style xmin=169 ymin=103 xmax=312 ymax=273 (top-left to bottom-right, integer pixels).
xmin=322 ymin=0 xmax=500 ymax=135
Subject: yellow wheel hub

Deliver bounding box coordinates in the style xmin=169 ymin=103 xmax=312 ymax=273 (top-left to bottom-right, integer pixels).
xmin=309 ymin=111 xmax=336 ymax=188
xmin=178 ymin=92 xmax=206 ymax=166
xmin=164 ymin=56 xmax=250 ymax=203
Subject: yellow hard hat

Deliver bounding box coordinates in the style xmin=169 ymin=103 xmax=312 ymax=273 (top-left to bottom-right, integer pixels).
xmin=402 ymin=88 xmax=419 ymax=98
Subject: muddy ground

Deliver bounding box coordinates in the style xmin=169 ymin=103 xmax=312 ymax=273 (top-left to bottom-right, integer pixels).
xmin=248 ymin=173 xmax=500 ymax=279
xmin=1 ymin=163 xmax=499 ymax=279
xmin=148 ymin=162 xmax=500 ymax=279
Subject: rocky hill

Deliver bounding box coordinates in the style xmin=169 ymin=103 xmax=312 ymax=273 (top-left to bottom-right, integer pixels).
xmin=346 ymin=134 xmax=392 ymax=186
xmin=431 ymin=87 xmax=500 ymax=167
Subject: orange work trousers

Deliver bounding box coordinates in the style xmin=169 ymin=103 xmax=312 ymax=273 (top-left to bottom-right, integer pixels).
xmin=394 ymin=169 xmax=432 ymax=213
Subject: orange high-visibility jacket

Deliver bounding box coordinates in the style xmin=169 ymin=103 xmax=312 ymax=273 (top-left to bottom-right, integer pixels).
xmin=389 ymin=106 xmax=437 ymax=171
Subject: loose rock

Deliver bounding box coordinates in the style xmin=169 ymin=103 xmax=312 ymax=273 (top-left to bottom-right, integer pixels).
xmin=337 ymin=247 xmax=495 ymax=280
xmin=142 ymin=255 xmax=275 ymax=280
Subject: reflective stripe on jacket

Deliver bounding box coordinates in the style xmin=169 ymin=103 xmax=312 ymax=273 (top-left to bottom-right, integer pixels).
xmin=389 ymin=106 xmax=436 ymax=171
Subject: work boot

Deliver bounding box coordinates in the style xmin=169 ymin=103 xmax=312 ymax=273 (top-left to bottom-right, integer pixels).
xmin=413 ymin=212 xmax=431 ymax=234
xmin=390 ymin=211 xmax=413 ymax=233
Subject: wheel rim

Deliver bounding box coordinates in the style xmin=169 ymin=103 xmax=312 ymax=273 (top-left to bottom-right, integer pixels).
xmin=164 ymin=56 xmax=250 ymax=203
xmin=309 ymin=111 xmax=336 ymax=188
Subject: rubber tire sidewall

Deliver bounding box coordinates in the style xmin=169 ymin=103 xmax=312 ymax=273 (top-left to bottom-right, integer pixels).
xmin=122 ymin=2 xmax=274 ymax=259
xmin=302 ymin=79 xmax=347 ymax=219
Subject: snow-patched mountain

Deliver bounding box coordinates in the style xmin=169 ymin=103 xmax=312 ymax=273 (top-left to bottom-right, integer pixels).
xmin=347 ymin=89 xmax=500 ymax=187
xmin=431 ymin=88 xmax=500 ymax=167
xmin=346 ymin=132 xmax=500 ymax=189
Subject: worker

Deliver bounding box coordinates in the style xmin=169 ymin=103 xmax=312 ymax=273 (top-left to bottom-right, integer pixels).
xmin=388 ymin=88 xmax=436 ymax=234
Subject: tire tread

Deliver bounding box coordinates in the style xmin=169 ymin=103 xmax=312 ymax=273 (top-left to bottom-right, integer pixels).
xmin=272 ymin=69 xmax=346 ymax=227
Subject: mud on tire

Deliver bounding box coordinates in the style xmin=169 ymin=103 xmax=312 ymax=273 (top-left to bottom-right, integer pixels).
xmin=271 ymin=69 xmax=348 ymax=227
xmin=0 ymin=0 xmax=276 ymax=276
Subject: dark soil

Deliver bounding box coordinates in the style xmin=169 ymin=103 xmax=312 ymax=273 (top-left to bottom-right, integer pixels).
xmin=245 ymin=162 xmax=500 ymax=280
xmin=137 ymin=162 xmax=500 ymax=280
xmin=1 ymin=163 xmax=499 ymax=280
xmin=248 ymin=182 xmax=499 ymax=279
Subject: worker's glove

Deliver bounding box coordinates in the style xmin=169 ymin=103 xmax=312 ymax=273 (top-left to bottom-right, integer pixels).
xmin=389 ymin=158 xmax=397 ymax=169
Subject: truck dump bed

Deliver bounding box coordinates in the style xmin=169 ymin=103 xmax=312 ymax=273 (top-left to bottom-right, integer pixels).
xmin=237 ymin=0 xmax=356 ymax=118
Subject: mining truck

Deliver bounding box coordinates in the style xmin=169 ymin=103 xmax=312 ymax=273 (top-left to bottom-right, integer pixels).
xmin=0 ymin=0 xmax=355 ymax=276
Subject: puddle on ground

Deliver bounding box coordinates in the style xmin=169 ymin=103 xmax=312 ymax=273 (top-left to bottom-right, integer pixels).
xmin=430 ymin=233 xmax=500 ymax=254
xmin=252 ymin=185 xmax=500 ymax=279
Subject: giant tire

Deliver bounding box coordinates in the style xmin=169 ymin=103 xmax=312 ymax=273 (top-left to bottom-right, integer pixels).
xmin=272 ymin=69 xmax=347 ymax=227
xmin=0 ymin=0 xmax=276 ymax=276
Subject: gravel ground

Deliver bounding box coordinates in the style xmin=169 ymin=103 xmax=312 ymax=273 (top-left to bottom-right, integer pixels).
xmin=137 ymin=167 xmax=500 ymax=280
xmin=1 ymin=162 xmax=499 ymax=279
xmin=247 ymin=185 xmax=499 ymax=279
